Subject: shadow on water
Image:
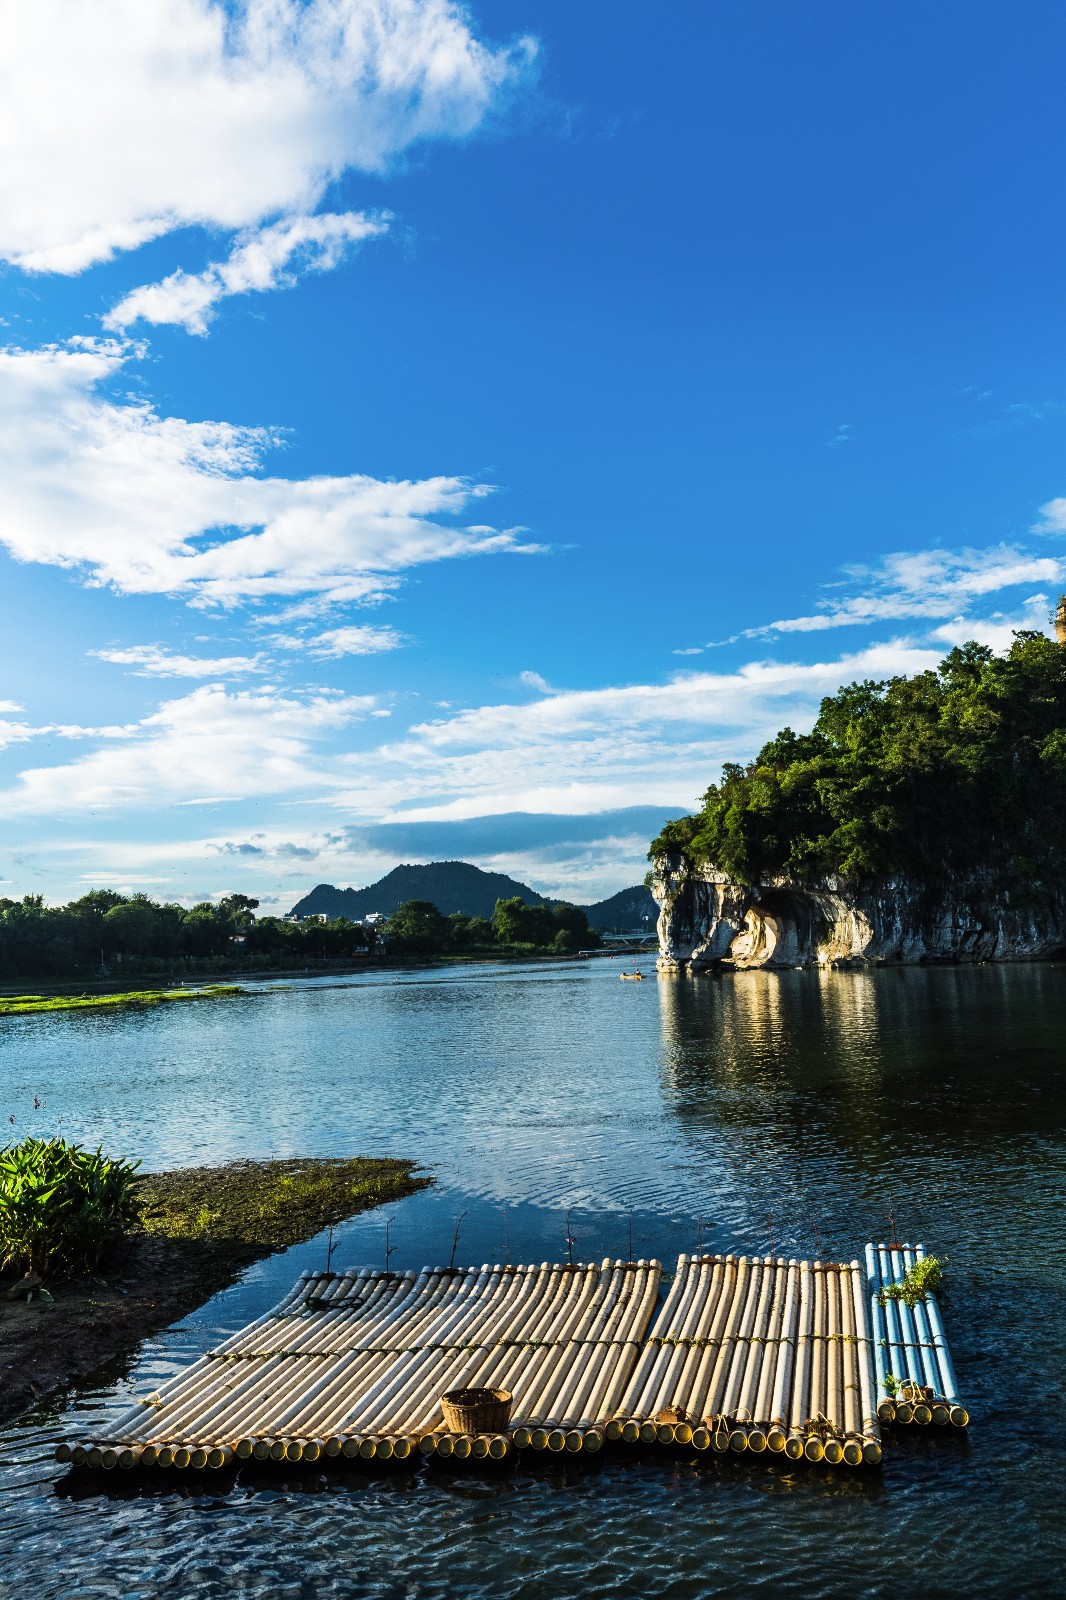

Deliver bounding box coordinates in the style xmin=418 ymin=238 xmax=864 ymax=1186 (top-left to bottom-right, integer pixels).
xmin=52 ymin=1445 xmax=889 ymax=1508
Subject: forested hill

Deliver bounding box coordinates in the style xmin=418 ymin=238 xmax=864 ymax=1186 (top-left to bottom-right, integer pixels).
xmin=291 ymin=863 xmax=548 ymax=921
xmin=650 ymin=631 xmax=1066 ymax=888
xmin=585 ymin=885 xmax=657 ymax=929
xmin=291 ymin=863 xmax=657 ymax=928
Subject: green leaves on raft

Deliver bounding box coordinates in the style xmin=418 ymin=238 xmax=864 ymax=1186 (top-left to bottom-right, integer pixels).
xmin=879 ymin=1256 xmax=946 ymax=1308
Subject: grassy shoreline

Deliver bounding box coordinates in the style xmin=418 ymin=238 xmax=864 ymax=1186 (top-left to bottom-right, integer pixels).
xmin=0 ymin=1155 xmax=431 ymax=1426
xmin=0 ymin=984 xmax=245 ymax=1016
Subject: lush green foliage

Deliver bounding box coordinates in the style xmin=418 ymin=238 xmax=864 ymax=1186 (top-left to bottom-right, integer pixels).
xmin=650 ymin=633 xmax=1066 ymax=887
xmin=0 ymin=1138 xmax=144 ymax=1278
xmin=385 ymin=896 xmax=599 ymax=956
xmin=0 ymin=889 xmax=372 ymax=981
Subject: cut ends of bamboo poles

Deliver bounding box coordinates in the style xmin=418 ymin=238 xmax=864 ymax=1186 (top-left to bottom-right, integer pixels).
xmin=605 ymin=1253 xmax=882 ymax=1470
xmin=865 ymin=1242 xmax=969 ymax=1430
xmin=59 ymin=1241 xmax=964 ymax=1476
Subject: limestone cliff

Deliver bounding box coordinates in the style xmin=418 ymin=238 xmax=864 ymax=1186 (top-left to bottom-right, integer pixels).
xmin=653 ymin=853 xmax=1066 ymax=970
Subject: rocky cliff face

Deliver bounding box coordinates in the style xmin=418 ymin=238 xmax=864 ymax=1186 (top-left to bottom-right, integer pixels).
xmin=653 ymin=854 xmax=1066 ymax=970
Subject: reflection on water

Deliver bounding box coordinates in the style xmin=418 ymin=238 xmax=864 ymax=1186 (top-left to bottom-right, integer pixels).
xmin=1 ymin=959 xmax=1064 ymax=1596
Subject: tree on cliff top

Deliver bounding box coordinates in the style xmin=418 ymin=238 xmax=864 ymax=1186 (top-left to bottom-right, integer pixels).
xmin=650 ymin=632 xmax=1066 ymax=890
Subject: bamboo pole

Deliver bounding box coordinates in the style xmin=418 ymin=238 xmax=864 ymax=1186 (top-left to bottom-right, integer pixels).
xmin=878 ymin=1247 xmax=908 ymax=1407
xmin=913 ymin=1245 xmax=967 ymax=1426
xmin=702 ymin=1256 xmax=752 ymax=1447
xmin=849 ymin=1261 xmax=882 ymax=1466
xmin=735 ymin=1257 xmax=775 ymax=1450
xmin=839 ymin=1263 xmax=862 ymax=1465
xmin=767 ymin=1260 xmax=799 ymax=1452
xmin=865 ymin=1244 xmax=893 ymax=1422
xmin=825 ymin=1266 xmax=842 ymax=1434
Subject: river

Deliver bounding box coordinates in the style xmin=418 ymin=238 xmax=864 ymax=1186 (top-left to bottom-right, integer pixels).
xmin=1 ymin=958 xmax=1064 ymax=1597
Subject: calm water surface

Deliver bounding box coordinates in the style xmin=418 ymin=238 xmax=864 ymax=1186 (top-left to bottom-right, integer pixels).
xmin=1 ymin=958 xmax=1063 ymax=1597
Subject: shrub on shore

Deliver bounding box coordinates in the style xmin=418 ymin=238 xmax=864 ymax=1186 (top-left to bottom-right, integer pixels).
xmin=0 ymin=1137 xmax=144 ymax=1279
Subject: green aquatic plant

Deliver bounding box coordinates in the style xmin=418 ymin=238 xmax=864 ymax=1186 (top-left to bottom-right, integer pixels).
xmin=0 ymin=985 xmax=243 ymax=1016
xmin=0 ymin=1137 xmax=144 ymax=1278
xmin=880 ymin=1255 xmax=946 ymax=1307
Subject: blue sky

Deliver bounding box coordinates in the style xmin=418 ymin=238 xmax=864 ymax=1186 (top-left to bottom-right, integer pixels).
xmin=3 ymin=0 xmax=1066 ymax=910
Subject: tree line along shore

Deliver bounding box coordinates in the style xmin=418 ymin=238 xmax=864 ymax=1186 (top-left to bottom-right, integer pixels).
xmin=0 ymin=890 xmax=601 ymax=988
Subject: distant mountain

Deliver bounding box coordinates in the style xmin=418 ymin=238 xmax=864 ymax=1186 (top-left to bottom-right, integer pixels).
xmin=582 ymin=885 xmax=658 ymax=931
xmin=289 ymin=862 xmax=549 ymax=921
xmin=289 ymin=862 xmax=657 ymax=929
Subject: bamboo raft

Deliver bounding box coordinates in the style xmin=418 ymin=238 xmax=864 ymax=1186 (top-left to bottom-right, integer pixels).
xmin=58 ymin=1259 xmax=662 ymax=1470
xmin=57 ymin=1242 xmax=966 ymax=1472
xmin=867 ymin=1243 xmax=969 ymax=1428
xmin=609 ymin=1253 xmax=882 ymax=1465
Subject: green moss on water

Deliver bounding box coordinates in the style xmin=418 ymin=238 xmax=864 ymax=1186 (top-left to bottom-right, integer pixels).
xmin=140 ymin=1157 xmax=431 ymax=1267
xmin=0 ymin=985 xmax=244 ymax=1016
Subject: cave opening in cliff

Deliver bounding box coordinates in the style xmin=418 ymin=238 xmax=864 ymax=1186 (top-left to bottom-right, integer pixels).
xmin=729 ymin=889 xmax=829 ymax=968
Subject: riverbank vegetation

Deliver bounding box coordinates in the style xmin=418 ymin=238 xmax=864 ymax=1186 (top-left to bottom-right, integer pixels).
xmin=651 ymin=632 xmax=1066 ymax=889
xmin=0 ymin=1148 xmax=430 ymax=1423
xmin=0 ymin=890 xmax=372 ymax=983
xmin=0 ymin=887 xmax=600 ymax=984
xmin=0 ymin=1139 xmax=143 ymax=1279
xmin=0 ymin=985 xmax=242 ymax=1016
xmin=384 ymin=895 xmax=599 ymax=956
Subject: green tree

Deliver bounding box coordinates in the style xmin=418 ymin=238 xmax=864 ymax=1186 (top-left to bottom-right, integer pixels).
xmin=650 ymin=631 xmax=1066 ymax=891
xmin=385 ymin=900 xmax=451 ymax=954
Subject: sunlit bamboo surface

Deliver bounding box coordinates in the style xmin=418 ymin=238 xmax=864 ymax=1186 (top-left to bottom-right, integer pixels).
xmin=866 ymin=1243 xmax=968 ymax=1429
xmin=59 ymin=1258 xmax=662 ymax=1469
xmin=60 ymin=1241 xmax=966 ymax=1472
xmin=608 ymin=1253 xmax=882 ymax=1467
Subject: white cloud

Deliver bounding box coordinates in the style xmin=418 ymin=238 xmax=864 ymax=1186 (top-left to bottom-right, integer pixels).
xmin=929 ymin=593 xmax=1054 ymax=654
xmin=0 ymin=644 xmax=940 ymax=826
xmin=90 ymin=644 xmax=268 ymax=677
xmin=0 ymin=712 xmax=38 ymax=753
xmin=1037 ymin=496 xmax=1066 ymax=534
xmin=270 ymin=624 xmax=407 ymax=657
xmin=0 ymin=0 xmax=534 ymax=273
xmin=104 ymin=211 xmax=388 ymax=335
xmin=0 ymin=685 xmax=375 ymax=815
xmin=0 ymin=339 xmax=537 ymax=606
xmin=689 ymin=542 xmax=1066 ymax=651
xmin=329 ymin=642 xmax=942 ymax=821
xmin=766 ymin=547 xmax=1065 ymax=636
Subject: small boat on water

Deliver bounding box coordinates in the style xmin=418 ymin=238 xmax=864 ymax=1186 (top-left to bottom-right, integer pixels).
xmin=619 ymin=970 xmax=644 ymax=981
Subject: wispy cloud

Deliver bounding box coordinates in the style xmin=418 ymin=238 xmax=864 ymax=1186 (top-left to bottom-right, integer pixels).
xmin=326 ymin=642 xmax=942 ymax=822
xmin=269 ymin=624 xmax=407 ymax=658
xmin=1 ymin=0 xmax=535 ymax=273
xmin=90 ymin=643 xmax=268 ymax=677
xmin=679 ymin=538 xmax=1066 ymax=654
xmin=0 ymin=339 xmax=540 ymax=607
xmin=104 ymin=212 xmax=388 ymax=335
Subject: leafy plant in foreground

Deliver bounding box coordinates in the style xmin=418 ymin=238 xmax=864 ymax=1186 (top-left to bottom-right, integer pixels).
xmin=0 ymin=1137 xmax=144 ymax=1278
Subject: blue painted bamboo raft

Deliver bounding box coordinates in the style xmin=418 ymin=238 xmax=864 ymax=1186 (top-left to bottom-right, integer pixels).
xmin=865 ymin=1243 xmax=968 ymax=1427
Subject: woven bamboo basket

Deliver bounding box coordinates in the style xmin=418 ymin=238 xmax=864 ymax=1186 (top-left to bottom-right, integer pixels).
xmin=440 ymin=1387 xmax=513 ymax=1434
